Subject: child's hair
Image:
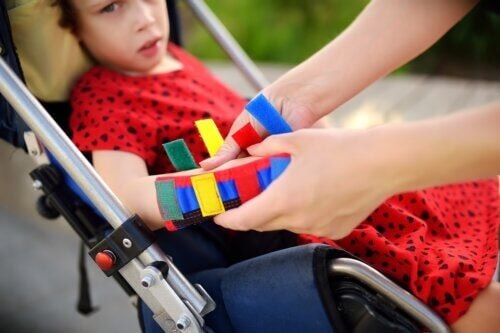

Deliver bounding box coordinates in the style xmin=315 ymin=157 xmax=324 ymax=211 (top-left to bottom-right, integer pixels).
xmin=51 ymin=0 xmax=78 ymax=32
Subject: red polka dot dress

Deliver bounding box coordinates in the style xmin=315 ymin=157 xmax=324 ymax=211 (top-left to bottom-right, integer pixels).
xmin=70 ymin=43 xmax=245 ymax=174
xmin=299 ymin=180 xmax=499 ymax=324
xmin=69 ymin=43 xmax=499 ymax=325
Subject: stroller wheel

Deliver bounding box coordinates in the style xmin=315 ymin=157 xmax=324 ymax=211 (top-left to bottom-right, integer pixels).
xmin=36 ymin=194 xmax=60 ymax=219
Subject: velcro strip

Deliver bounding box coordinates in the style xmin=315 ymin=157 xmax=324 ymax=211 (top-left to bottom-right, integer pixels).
xmin=245 ymin=94 xmax=293 ymax=135
xmin=223 ymin=198 xmax=241 ymax=210
xmin=163 ymin=139 xmax=198 ymax=171
xmin=270 ymin=156 xmax=291 ymax=181
xmin=155 ymin=179 xmax=183 ymax=220
xmin=232 ymin=163 xmax=261 ymax=203
xmin=257 ymin=167 xmax=272 ymax=190
xmin=195 ymin=119 xmax=224 ymax=157
xmin=191 ymin=173 xmax=225 ymax=216
xmin=175 ymin=186 xmax=199 ymax=213
xmin=167 ymin=209 xmax=211 ymax=231
xmin=217 ymin=179 xmax=239 ymax=201
xmin=231 ymin=123 xmax=262 ymax=149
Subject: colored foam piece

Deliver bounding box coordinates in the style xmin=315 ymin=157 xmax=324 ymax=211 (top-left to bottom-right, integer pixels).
xmin=191 ymin=173 xmax=225 ymax=216
xmin=175 ymin=186 xmax=199 ymax=214
xmin=162 ymin=155 xmax=290 ymax=232
xmin=155 ymin=179 xmax=183 ymax=220
xmin=173 ymin=176 xmax=193 ymax=187
xmin=270 ymin=156 xmax=291 ymax=181
xmin=163 ymin=139 xmax=198 ymax=171
xmin=245 ymin=94 xmax=293 ymax=135
xmin=214 ymin=168 xmax=233 ymax=182
xmin=257 ymin=167 xmax=272 ymax=190
xmin=195 ymin=118 xmax=224 ymax=157
xmin=165 ymin=198 xmax=243 ymax=232
xmin=165 ymin=210 xmax=208 ymax=231
xmin=217 ymin=180 xmax=239 ymax=202
xmin=232 ymin=163 xmax=261 ymax=203
xmin=164 ymin=220 xmax=177 ymax=231
xmin=231 ymin=123 xmax=262 ymax=149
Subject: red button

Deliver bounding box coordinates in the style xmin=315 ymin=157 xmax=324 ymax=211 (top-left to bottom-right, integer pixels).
xmin=95 ymin=250 xmax=115 ymax=270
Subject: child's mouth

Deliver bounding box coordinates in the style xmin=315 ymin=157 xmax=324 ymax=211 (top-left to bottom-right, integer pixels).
xmin=139 ymin=39 xmax=161 ymax=57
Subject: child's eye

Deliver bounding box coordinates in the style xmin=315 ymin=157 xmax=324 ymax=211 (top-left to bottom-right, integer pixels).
xmin=100 ymin=2 xmax=120 ymax=14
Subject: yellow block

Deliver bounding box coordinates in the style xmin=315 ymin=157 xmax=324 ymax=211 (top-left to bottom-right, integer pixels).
xmin=191 ymin=173 xmax=225 ymax=217
xmin=195 ymin=119 xmax=224 ymax=157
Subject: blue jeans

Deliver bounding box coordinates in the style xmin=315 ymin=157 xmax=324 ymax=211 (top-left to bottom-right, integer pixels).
xmin=139 ymin=223 xmax=334 ymax=332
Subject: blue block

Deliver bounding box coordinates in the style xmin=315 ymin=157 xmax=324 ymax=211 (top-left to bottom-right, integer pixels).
xmin=270 ymin=157 xmax=291 ymax=181
xmin=257 ymin=167 xmax=272 ymax=190
xmin=245 ymin=94 xmax=293 ymax=135
xmin=217 ymin=180 xmax=239 ymax=201
xmin=175 ymin=186 xmax=199 ymax=213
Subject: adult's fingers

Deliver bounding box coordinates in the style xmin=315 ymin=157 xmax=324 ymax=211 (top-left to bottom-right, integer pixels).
xmin=246 ymin=133 xmax=296 ymax=157
xmin=214 ymin=182 xmax=284 ymax=231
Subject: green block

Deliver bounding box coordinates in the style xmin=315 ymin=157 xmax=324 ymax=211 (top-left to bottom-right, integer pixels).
xmin=163 ymin=139 xmax=198 ymax=171
xmin=155 ymin=179 xmax=183 ymax=220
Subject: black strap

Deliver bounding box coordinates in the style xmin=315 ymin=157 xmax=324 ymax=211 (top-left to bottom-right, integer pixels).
xmin=77 ymin=241 xmax=99 ymax=315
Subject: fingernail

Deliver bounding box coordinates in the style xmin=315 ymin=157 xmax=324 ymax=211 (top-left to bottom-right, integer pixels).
xmin=246 ymin=144 xmax=260 ymax=154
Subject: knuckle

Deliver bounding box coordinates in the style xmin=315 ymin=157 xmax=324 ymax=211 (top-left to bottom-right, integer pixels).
xmin=216 ymin=140 xmax=239 ymax=156
xmin=234 ymin=221 xmax=251 ymax=231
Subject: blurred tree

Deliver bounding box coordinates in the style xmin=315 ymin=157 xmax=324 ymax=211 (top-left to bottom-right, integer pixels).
xmin=410 ymin=3 xmax=500 ymax=79
xmin=181 ymin=0 xmax=368 ymax=62
xmin=181 ymin=1 xmax=499 ymax=79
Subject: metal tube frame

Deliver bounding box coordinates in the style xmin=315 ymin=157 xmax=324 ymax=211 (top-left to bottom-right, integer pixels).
xmin=0 ymin=58 xmax=211 ymax=333
xmin=330 ymin=258 xmax=450 ymax=333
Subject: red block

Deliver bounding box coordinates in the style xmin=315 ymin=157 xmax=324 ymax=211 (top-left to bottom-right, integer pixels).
xmin=164 ymin=220 xmax=177 ymax=231
xmin=173 ymin=176 xmax=192 ymax=187
xmin=232 ymin=123 xmax=262 ymax=149
xmin=231 ymin=161 xmax=261 ymax=203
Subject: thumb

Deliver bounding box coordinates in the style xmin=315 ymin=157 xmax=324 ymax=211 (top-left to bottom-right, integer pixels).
xmin=199 ymin=137 xmax=241 ymax=170
xmin=247 ymin=134 xmax=295 ymax=157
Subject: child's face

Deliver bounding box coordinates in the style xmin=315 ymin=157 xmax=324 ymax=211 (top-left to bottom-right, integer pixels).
xmin=72 ymin=0 xmax=169 ymax=75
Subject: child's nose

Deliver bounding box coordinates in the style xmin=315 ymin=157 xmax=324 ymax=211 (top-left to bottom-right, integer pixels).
xmin=134 ymin=1 xmax=156 ymax=31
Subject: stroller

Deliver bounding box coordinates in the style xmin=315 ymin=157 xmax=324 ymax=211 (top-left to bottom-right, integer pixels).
xmin=0 ymin=0 xmax=450 ymax=332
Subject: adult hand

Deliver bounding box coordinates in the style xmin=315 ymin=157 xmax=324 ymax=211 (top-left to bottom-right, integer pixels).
xmin=214 ymin=128 xmax=397 ymax=239
xmin=200 ymin=93 xmax=320 ymax=170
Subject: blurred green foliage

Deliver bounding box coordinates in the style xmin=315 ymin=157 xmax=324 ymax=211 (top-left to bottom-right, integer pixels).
xmin=181 ymin=0 xmax=369 ymax=63
xmin=181 ymin=1 xmax=499 ymax=76
xmin=409 ymin=3 xmax=500 ymax=76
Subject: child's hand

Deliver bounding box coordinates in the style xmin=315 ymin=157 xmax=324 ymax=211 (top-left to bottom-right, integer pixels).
xmin=199 ymin=109 xmax=262 ymax=170
xmin=200 ymin=93 xmax=319 ymax=170
xmin=213 ymin=128 xmax=396 ymax=240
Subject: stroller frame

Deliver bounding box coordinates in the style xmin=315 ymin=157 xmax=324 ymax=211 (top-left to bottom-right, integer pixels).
xmin=0 ymin=1 xmax=449 ymax=332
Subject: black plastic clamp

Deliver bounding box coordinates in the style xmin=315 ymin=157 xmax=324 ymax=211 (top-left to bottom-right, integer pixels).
xmin=89 ymin=214 xmax=155 ymax=276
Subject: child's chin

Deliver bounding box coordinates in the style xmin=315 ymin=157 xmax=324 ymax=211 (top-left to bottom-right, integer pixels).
xmin=119 ymin=64 xmax=157 ymax=76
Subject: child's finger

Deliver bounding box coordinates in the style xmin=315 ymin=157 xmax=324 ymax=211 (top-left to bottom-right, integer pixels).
xmin=199 ymin=136 xmax=240 ymax=170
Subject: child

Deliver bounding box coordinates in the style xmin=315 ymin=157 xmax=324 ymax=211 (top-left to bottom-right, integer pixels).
xmin=62 ymin=0 xmax=247 ymax=227
xmin=54 ymin=0 xmax=497 ymax=332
